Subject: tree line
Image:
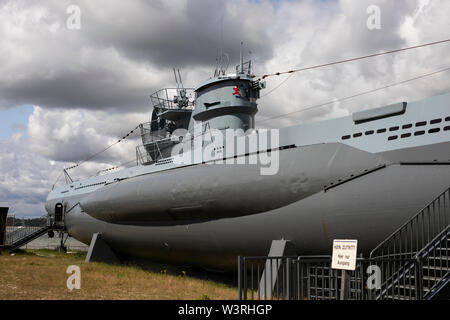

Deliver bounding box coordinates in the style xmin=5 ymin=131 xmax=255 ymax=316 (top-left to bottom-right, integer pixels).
xmin=6 ymin=216 xmax=48 ymax=227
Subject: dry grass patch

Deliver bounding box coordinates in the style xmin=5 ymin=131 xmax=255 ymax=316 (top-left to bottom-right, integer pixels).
xmin=0 ymin=250 xmax=237 ymax=300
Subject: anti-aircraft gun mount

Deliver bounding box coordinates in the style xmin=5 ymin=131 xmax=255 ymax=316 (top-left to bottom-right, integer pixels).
xmin=137 ymin=68 xmax=195 ymax=163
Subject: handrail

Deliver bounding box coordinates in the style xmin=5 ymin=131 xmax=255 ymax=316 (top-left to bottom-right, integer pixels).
xmin=416 ymin=224 xmax=450 ymax=299
xmin=150 ymin=88 xmax=195 ymax=110
xmin=238 ymin=255 xmax=425 ymax=300
xmin=417 ymin=223 xmax=450 ymax=259
xmin=370 ymin=187 xmax=450 ymax=259
xmin=4 ymin=225 xmax=53 ymax=248
xmin=5 ymin=226 xmax=42 ymax=245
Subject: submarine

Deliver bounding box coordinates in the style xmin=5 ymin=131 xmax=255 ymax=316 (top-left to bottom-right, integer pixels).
xmin=45 ymin=51 xmax=450 ymax=270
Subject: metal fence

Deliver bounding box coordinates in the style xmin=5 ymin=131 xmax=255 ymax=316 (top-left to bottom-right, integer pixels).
xmin=238 ymin=255 xmax=424 ymax=300
xmin=4 ymin=226 xmax=43 ymax=246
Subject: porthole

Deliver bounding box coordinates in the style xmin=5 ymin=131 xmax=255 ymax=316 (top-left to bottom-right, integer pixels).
xmin=429 ymin=128 xmax=440 ymax=134
xmin=416 ymin=121 xmax=427 ymax=127
xmin=430 ymin=119 xmax=442 ymax=125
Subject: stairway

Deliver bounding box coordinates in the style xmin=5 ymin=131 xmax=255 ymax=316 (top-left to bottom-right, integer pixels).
xmin=370 ymin=187 xmax=450 ymax=300
xmin=1 ymin=225 xmax=55 ymax=253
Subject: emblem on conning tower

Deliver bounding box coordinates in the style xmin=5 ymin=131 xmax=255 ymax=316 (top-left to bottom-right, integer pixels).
xmin=232 ymin=85 xmax=241 ymax=97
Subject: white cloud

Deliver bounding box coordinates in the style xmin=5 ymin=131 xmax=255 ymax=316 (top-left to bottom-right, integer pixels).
xmin=255 ymin=0 xmax=450 ymax=127
xmin=26 ymin=106 xmax=143 ymax=165
xmin=0 ymin=133 xmax=62 ymax=218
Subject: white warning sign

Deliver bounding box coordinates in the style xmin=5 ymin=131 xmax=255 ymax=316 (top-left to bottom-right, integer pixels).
xmin=332 ymin=239 xmax=358 ymax=271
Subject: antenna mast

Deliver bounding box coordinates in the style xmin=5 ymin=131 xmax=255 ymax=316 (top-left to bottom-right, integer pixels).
xmin=239 ymin=41 xmax=244 ymax=74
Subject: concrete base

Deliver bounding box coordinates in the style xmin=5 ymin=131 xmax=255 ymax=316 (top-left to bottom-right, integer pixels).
xmin=258 ymin=239 xmax=296 ymax=299
xmin=85 ymin=233 xmax=120 ymax=264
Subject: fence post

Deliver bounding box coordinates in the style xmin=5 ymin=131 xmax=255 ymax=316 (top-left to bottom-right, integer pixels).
xmin=415 ymin=257 xmax=423 ymax=300
xmin=238 ymin=256 xmax=242 ymax=300
xmin=243 ymin=257 xmax=247 ymax=300
xmin=286 ymin=258 xmax=291 ymax=300
xmin=340 ymin=270 xmax=350 ymax=300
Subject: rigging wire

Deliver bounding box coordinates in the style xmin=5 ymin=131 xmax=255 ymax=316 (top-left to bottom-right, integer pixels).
xmin=64 ymin=124 xmax=141 ymax=171
xmin=51 ymin=169 xmax=64 ymax=190
xmin=257 ymin=38 xmax=450 ymax=81
xmin=257 ymin=66 xmax=450 ymax=125
xmin=261 ymin=73 xmax=295 ymax=98
xmin=98 ymin=158 xmax=138 ymax=174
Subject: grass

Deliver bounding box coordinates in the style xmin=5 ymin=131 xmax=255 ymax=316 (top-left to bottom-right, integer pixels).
xmin=0 ymin=249 xmax=237 ymax=300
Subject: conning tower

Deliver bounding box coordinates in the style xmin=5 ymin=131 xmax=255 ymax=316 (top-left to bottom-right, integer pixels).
xmin=189 ymin=44 xmax=265 ymax=133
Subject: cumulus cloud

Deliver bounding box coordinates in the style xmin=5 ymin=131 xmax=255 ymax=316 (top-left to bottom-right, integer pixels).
xmin=0 ymin=133 xmax=62 ymax=218
xmin=255 ymin=0 xmax=450 ymax=127
xmin=0 ymin=0 xmax=274 ymax=111
xmin=1 ymin=0 xmax=450 ymax=217
xmin=26 ymin=106 xmax=142 ymax=163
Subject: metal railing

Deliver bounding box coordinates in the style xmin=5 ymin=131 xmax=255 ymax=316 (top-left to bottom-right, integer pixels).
xmin=150 ymin=88 xmax=195 ymax=110
xmin=139 ymin=121 xmax=212 ymax=146
xmin=296 ymin=256 xmax=368 ymax=300
xmin=370 ymin=187 xmax=450 ymax=260
xmin=136 ymin=122 xmax=216 ymax=164
xmin=140 ymin=123 xmax=171 ymax=145
xmin=370 ymin=257 xmax=422 ymax=300
xmin=416 ymin=225 xmax=450 ymax=299
xmin=235 ymin=61 xmax=252 ymax=75
xmin=238 ymin=256 xmax=296 ymax=300
xmin=238 ymin=255 xmax=425 ymax=300
xmin=4 ymin=226 xmax=43 ymax=245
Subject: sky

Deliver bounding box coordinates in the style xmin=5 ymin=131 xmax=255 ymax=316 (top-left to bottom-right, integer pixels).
xmin=0 ymin=0 xmax=450 ymax=218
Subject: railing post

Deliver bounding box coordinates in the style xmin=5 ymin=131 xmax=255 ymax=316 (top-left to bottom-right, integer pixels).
xmin=415 ymin=257 xmax=423 ymax=300
xmin=243 ymin=257 xmax=247 ymax=301
xmin=238 ymin=256 xmax=242 ymax=300
xmin=286 ymin=258 xmax=291 ymax=300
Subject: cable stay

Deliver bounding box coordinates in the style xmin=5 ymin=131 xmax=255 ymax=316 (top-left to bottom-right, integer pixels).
xmin=96 ymin=158 xmax=137 ymax=175
xmin=257 ymin=66 xmax=450 ymax=124
xmin=64 ymin=124 xmax=141 ymax=171
xmin=257 ymin=38 xmax=450 ymax=81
